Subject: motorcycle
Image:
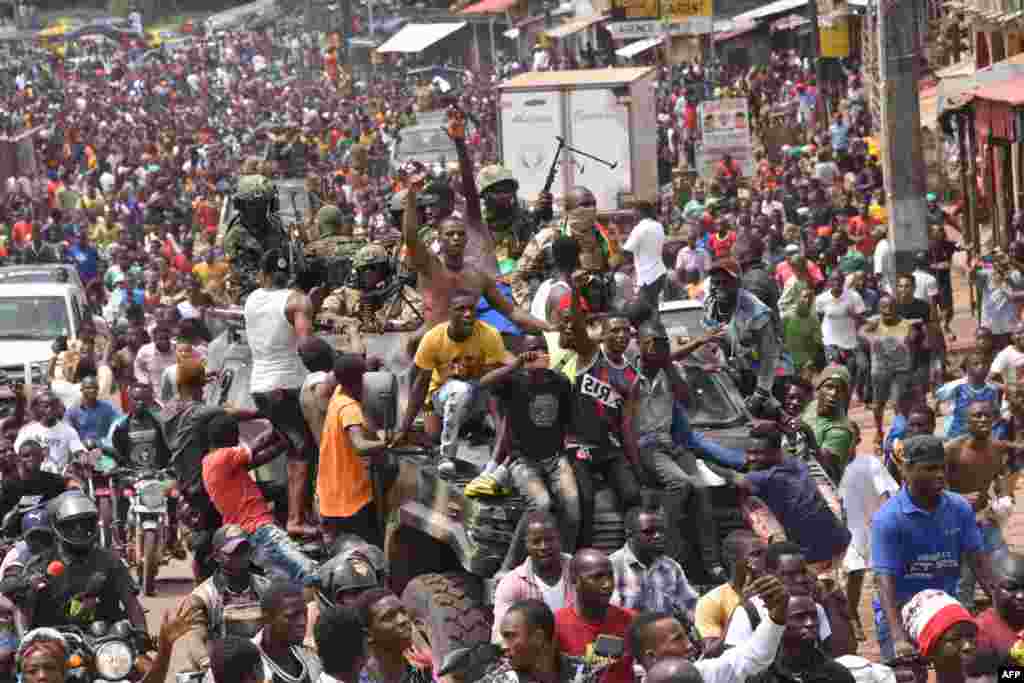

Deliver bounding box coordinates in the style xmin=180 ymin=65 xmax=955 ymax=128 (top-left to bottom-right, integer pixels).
xmin=56 ymin=621 xmax=153 ymax=683
xmin=119 ymin=467 xmax=178 ymax=597
xmin=66 ymin=444 xmax=118 ymax=553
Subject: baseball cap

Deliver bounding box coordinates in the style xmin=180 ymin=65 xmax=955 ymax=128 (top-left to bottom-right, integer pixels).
xmin=708 ymin=257 xmax=741 ymax=280
xmin=902 ymin=435 xmax=945 ymax=466
xmin=212 ymin=524 xmax=250 ymax=555
xmin=21 ymin=508 xmax=52 ymax=537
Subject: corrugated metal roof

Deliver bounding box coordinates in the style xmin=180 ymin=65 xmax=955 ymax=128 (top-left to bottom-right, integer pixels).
xmin=973 ymin=78 xmax=1024 ymax=106
xmin=731 ymin=0 xmax=807 ymax=23
xmin=499 ymin=66 xmax=654 ymax=88
xmin=460 ymin=0 xmax=518 ymax=14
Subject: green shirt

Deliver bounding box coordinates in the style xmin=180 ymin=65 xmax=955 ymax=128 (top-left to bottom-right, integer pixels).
xmin=810 ymin=414 xmax=854 ymax=475
xmin=782 ymin=311 xmax=823 ymax=372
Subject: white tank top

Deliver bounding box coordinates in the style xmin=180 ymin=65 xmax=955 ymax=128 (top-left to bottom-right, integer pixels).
xmin=245 ymin=288 xmax=307 ymax=393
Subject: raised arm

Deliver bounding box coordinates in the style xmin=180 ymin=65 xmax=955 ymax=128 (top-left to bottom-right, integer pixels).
xmin=449 ymin=110 xmax=481 ymax=225
xmin=402 ymin=184 xmax=436 ymax=276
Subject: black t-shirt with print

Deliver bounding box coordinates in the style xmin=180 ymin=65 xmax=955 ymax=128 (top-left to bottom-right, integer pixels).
xmin=492 ymin=369 xmax=573 ymax=460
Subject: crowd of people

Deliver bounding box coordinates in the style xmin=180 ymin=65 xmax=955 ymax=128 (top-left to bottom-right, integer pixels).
xmin=0 ymin=10 xmax=1020 ymax=683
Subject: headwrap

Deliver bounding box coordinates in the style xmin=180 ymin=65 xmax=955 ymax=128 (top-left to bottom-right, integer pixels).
xmin=17 ymin=628 xmax=67 ymax=666
xmin=901 ymin=590 xmax=973 ymax=658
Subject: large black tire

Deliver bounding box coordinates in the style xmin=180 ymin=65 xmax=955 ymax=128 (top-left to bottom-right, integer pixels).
xmin=401 ymin=572 xmax=493 ymax=674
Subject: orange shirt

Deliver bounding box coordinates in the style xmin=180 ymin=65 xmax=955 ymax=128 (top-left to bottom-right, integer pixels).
xmin=317 ymin=389 xmax=372 ymax=518
xmin=202 ymin=446 xmax=276 ymax=534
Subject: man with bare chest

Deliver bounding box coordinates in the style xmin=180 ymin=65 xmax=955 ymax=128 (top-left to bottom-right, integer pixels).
xmin=944 ymin=401 xmax=1016 ymax=609
xmin=402 ymin=183 xmax=551 ymax=334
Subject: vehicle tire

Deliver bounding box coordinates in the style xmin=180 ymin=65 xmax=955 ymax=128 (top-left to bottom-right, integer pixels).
xmin=97 ymin=497 xmax=114 ymax=552
xmin=590 ymin=487 xmax=625 ymax=555
xmin=141 ymin=528 xmax=159 ymax=597
xmin=401 ymin=572 xmax=492 ymax=674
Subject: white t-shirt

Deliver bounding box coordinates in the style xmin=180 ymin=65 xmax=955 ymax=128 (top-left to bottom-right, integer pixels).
xmin=838 ymin=454 xmax=900 ymax=558
xmin=14 ymin=421 xmax=86 ymax=474
xmin=538 ymin=574 xmax=566 ymax=613
xmin=624 ymin=218 xmax=668 ymax=288
xmin=913 ymin=270 xmax=940 ymax=302
xmin=725 ymin=596 xmax=832 ymax=645
xmin=815 ymin=289 xmax=866 ymax=350
xmin=991 ymin=345 xmax=1024 ymax=384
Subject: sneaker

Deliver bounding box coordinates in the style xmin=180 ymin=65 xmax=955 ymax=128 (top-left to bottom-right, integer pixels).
xmin=438 ymin=457 xmax=458 ymax=478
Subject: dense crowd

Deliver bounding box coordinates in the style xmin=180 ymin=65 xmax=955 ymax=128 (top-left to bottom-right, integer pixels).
xmin=0 ymin=13 xmax=1021 ymax=683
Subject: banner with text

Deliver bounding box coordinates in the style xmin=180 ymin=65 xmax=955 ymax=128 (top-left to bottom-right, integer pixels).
xmin=697 ymin=98 xmax=754 ymax=178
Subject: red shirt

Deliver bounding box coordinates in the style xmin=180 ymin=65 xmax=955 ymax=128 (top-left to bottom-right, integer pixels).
xmin=847 ymin=216 xmax=876 ymax=257
xmin=709 ymin=231 xmax=737 ymax=259
xmin=12 ymin=221 xmax=32 ymax=247
xmin=202 ymin=445 xmax=275 ymax=534
xmin=975 ymin=608 xmax=1020 ymax=657
xmin=555 ymin=605 xmax=636 ymax=683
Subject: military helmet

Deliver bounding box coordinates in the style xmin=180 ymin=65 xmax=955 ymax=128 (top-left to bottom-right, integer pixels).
xmin=235 ymin=174 xmax=276 ymax=202
xmin=317 ymin=204 xmax=343 ymax=237
xmin=316 ymin=553 xmax=379 ymax=608
xmin=477 ymin=165 xmax=518 ymax=194
xmin=353 ymin=243 xmax=390 ymax=269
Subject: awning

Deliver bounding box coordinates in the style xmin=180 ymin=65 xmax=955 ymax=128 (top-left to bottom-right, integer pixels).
xmin=376 ymin=22 xmax=466 ymax=53
xmin=616 ymin=36 xmax=663 ymax=57
xmin=460 ymin=0 xmax=517 ymax=14
xmin=731 ymin=0 xmax=807 ymax=23
xmin=972 ymin=79 xmax=1024 ymax=106
xmin=546 ymin=13 xmax=606 ymax=38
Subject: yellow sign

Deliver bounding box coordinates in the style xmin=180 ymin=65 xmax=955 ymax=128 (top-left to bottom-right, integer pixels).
xmin=619 ymin=0 xmax=659 ymax=19
xmin=660 ymin=0 xmax=712 ymax=21
xmin=821 ymin=16 xmax=850 ymax=57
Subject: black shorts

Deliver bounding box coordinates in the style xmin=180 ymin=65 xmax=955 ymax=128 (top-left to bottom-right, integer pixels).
xmin=252 ymin=388 xmax=316 ymax=462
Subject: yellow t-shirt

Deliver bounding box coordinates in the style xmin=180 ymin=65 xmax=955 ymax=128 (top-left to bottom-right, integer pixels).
xmin=695 ymin=582 xmax=742 ymax=639
xmin=414 ymin=321 xmax=510 ymax=399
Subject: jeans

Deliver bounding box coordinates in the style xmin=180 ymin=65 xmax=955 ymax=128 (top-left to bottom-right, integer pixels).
xmin=250 ymin=523 xmax=319 ymax=586
xmin=572 ymin=449 xmax=642 ymax=547
xmin=638 ymin=274 xmax=667 ymax=309
xmin=503 ymin=454 xmax=581 ymax=569
xmin=872 ymin=596 xmax=895 ymax=662
xmin=959 ymin=521 xmax=1006 ymax=609
xmin=671 ymin=402 xmax=746 ymax=469
xmin=432 ymin=380 xmax=488 ymax=461
xmin=639 ymin=441 xmax=721 ymax=570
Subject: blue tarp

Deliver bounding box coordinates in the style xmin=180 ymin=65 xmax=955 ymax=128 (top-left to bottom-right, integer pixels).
xmin=477 ymin=281 xmax=522 ymax=335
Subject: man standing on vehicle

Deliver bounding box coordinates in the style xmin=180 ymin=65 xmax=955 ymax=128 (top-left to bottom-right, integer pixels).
xmin=703 ymin=258 xmax=779 ymax=413
xmin=401 ymin=183 xmax=551 ymax=333
xmin=178 ymin=524 xmax=270 ymax=672
xmin=623 ymin=200 xmax=667 ymax=308
xmin=244 ymin=249 xmax=319 ymax=539
xmin=223 ymin=174 xmax=291 ymax=303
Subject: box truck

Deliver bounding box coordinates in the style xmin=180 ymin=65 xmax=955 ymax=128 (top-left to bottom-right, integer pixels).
xmin=497 ymin=67 xmax=658 ymax=212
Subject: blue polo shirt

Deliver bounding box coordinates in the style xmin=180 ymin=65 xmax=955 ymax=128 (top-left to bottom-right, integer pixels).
xmin=871 ymin=487 xmax=983 ymax=605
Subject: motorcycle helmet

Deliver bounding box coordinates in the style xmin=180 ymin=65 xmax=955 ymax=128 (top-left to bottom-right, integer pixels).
xmin=51 ymin=491 xmax=99 ymax=552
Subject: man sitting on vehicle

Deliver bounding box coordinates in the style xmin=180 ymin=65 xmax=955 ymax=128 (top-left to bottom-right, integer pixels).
xmin=14 ymin=392 xmax=86 ymax=475
xmin=626 ymin=317 xmax=736 ymax=582
xmin=178 ymin=524 xmax=269 ymax=672
xmin=557 ymin=278 xmax=642 ymax=547
xmin=202 ymin=416 xmax=318 ymax=587
xmin=468 ymin=334 xmax=578 ymax=569
xmin=394 ymin=290 xmax=512 ymax=474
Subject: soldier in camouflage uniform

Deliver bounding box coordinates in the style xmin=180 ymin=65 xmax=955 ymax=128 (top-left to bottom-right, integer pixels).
xmin=223 ymin=175 xmax=291 ymax=303
xmin=317 ymin=243 xmax=423 ymax=353
xmin=305 ymin=204 xmax=364 ymax=263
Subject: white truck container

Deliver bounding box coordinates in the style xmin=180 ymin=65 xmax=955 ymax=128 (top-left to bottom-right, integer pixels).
xmin=497 ymin=67 xmax=658 ymax=212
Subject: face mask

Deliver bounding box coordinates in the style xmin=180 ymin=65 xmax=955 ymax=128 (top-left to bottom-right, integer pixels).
xmin=567 ymin=207 xmax=597 ymax=237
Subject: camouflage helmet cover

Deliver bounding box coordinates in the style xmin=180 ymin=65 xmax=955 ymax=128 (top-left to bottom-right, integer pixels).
xmin=353 ymin=243 xmax=390 ymax=268
xmin=235 ymin=174 xmax=275 ymax=201
xmin=476 ymin=165 xmax=517 ymax=194
xmin=317 ymin=204 xmax=343 ymax=237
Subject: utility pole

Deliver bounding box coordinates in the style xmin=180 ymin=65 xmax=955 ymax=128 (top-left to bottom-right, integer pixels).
xmin=340 ymin=0 xmax=352 ymax=63
xmin=878 ymin=0 xmax=929 ymax=274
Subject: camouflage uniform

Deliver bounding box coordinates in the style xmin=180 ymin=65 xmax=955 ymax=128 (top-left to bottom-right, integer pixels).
xmin=305 ymin=204 xmax=364 ymax=262
xmin=223 ymin=175 xmax=290 ymax=303
xmin=317 ymin=243 xmax=423 ymax=353
xmin=479 ymin=165 xmax=539 ymax=264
